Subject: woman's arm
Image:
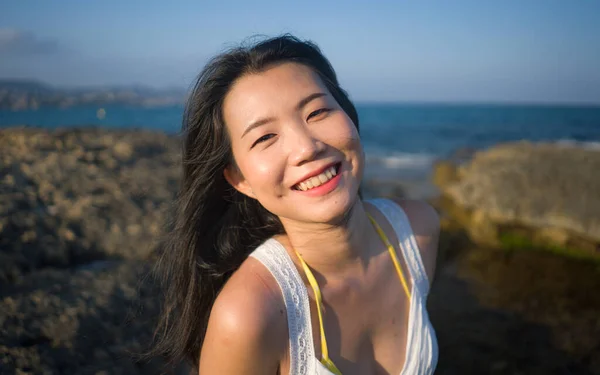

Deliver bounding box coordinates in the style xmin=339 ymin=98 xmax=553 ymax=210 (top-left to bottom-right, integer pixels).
xmin=199 ymin=264 xmax=287 ymax=374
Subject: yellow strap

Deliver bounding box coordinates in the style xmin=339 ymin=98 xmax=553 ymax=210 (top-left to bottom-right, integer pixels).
xmin=293 ymin=213 xmax=410 ymax=375
xmin=366 ymin=213 xmax=412 ymax=299
xmin=295 ymin=250 xmax=343 ymax=375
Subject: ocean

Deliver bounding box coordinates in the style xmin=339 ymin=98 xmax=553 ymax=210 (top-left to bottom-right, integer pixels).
xmin=2 ymin=103 xmax=600 ymax=198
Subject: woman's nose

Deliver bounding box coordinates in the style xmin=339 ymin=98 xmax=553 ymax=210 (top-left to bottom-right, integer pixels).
xmin=288 ymin=126 xmax=324 ymax=166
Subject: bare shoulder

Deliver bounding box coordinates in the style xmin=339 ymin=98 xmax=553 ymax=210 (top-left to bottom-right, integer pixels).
xmin=199 ymin=256 xmax=287 ymax=374
xmin=391 ymin=199 xmax=440 ymax=236
xmin=390 ymin=198 xmax=441 ymax=284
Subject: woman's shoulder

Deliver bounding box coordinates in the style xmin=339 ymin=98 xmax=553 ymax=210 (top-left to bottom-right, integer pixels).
xmin=199 ymin=256 xmax=288 ymax=372
xmin=207 ymin=255 xmax=288 ymax=339
xmin=374 ymin=198 xmax=441 ymax=283
xmin=390 ymin=198 xmax=440 ymax=235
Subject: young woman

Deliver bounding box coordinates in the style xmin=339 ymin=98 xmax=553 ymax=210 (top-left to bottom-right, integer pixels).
xmin=152 ymin=35 xmax=440 ymax=375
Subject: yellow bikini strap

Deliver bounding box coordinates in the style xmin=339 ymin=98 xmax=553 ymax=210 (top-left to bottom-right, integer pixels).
xmin=293 ymin=213 xmax=410 ymax=375
xmin=366 ymin=213 xmax=411 ymax=299
xmin=295 ymin=251 xmax=343 ymax=375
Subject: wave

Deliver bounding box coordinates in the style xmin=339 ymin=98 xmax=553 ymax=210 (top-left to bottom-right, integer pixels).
xmin=554 ymin=139 xmax=600 ymax=151
xmin=363 ymin=137 xmax=600 ymax=175
xmin=365 ymin=151 xmax=436 ymax=170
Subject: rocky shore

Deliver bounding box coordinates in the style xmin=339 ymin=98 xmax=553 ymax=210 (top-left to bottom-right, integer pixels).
xmin=1 ymin=127 xmax=180 ymax=374
xmin=431 ymin=141 xmax=600 ymax=374
xmin=1 ymin=127 xmax=599 ymax=374
xmin=433 ymin=141 xmax=600 ymax=260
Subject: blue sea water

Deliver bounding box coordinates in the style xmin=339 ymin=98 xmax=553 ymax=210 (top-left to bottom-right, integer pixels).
xmin=2 ymin=103 xmax=600 ymax=196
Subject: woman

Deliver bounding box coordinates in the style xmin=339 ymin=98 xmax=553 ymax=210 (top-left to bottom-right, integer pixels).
xmin=152 ymin=35 xmax=440 ymax=374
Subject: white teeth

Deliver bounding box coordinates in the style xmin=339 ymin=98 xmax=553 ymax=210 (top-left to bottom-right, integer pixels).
xmin=294 ymin=165 xmax=339 ymax=191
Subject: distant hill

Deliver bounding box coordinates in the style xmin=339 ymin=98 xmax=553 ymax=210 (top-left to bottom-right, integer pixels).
xmin=0 ymin=79 xmax=187 ymax=111
xmin=0 ymin=79 xmax=55 ymax=94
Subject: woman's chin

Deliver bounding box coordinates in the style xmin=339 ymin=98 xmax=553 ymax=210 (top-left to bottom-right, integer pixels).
xmin=295 ymin=189 xmax=358 ymax=225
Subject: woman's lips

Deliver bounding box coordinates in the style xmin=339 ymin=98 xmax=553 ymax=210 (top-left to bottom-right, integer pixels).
xmin=293 ymin=163 xmax=342 ymax=197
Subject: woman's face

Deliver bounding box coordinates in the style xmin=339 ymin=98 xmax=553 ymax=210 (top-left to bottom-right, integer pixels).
xmin=223 ymin=62 xmax=364 ymax=225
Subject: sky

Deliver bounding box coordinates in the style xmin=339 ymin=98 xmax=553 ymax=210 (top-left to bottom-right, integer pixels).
xmin=1 ymin=0 xmax=599 ymax=104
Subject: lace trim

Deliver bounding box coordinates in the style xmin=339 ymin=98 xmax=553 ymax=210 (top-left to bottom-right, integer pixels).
xmin=249 ymin=239 xmax=314 ymax=375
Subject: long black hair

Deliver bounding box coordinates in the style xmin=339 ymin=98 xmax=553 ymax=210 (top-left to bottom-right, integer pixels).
xmin=150 ymin=34 xmax=360 ymax=369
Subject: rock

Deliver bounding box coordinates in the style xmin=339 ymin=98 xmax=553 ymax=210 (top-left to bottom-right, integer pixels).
xmin=434 ymin=141 xmax=600 ymax=259
xmin=0 ymin=127 xmax=181 ymax=281
xmin=0 ymin=127 xmax=185 ymax=374
xmin=113 ymin=141 xmax=134 ymax=161
xmin=431 ymin=160 xmax=460 ymax=188
xmin=0 ymin=261 xmax=167 ymax=374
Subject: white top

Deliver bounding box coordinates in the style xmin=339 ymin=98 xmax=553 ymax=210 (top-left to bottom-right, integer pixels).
xmin=249 ymin=198 xmax=439 ymax=375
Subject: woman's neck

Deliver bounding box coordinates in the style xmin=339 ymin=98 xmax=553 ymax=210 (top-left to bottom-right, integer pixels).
xmin=278 ymin=199 xmax=378 ymax=276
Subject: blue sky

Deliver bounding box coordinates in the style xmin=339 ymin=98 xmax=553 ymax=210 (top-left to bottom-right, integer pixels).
xmin=1 ymin=0 xmax=599 ymax=103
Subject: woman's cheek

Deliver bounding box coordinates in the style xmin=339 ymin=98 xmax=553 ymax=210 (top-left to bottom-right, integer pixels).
xmin=325 ymin=115 xmax=359 ymax=144
xmin=247 ymin=157 xmax=283 ymax=186
xmin=327 ymin=126 xmax=360 ymax=150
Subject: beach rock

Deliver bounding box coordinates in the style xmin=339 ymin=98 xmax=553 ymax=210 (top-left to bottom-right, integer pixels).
xmin=433 ymin=141 xmax=600 ymax=258
xmin=0 ymin=127 xmax=181 ymax=282
xmin=0 ymin=260 xmax=168 ymax=374
xmin=0 ymin=127 xmax=191 ymax=374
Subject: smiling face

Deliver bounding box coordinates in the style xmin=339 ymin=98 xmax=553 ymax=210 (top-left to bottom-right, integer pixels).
xmin=223 ymin=62 xmax=364 ymax=225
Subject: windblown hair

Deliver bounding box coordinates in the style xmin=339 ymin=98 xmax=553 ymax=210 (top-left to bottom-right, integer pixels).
xmin=150 ymin=34 xmax=360 ymax=370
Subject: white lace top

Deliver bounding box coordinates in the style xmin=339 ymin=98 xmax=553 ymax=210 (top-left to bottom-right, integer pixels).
xmin=249 ymin=198 xmax=439 ymax=374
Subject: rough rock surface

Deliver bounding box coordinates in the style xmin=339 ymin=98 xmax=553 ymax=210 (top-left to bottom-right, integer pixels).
xmin=0 ymin=127 xmax=180 ymax=282
xmin=434 ymin=141 xmax=600 ymax=256
xmin=1 ymin=127 xmax=182 ymax=374
xmin=1 ymin=261 xmax=165 ymax=374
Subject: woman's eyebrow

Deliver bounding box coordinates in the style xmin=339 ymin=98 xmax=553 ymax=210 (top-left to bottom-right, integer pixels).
xmin=241 ymin=116 xmax=275 ymax=138
xmin=241 ymin=92 xmax=328 ymax=139
xmin=296 ymin=92 xmax=327 ymax=111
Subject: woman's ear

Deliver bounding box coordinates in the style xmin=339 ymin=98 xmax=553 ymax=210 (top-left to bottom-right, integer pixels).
xmin=223 ymin=165 xmax=256 ymax=199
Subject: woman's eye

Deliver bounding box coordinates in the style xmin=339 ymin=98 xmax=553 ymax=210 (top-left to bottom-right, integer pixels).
xmin=307 ymin=108 xmax=331 ymax=121
xmin=251 ymin=134 xmax=275 ymax=148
